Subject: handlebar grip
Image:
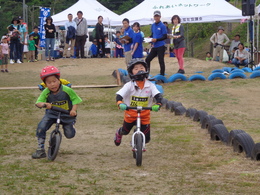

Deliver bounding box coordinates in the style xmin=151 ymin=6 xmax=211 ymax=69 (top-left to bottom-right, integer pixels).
xmin=50 ymin=106 xmax=70 ymax=115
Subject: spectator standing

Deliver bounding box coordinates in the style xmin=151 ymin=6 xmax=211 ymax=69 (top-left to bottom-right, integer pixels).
xmin=0 ymin=36 xmax=9 ymax=72
xmin=63 ymin=13 xmax=77 ymax=58
xmin=145 ymin=11 xmax=167 ymax=76
xmin=172 ymin=15 xmax=186 ymax=74
xmin=95 ymin=16 xmax=105 ymax=58
xmin=163 ymin=21 xmax=171 ymax=54
xmin=114 ymin=31 xmax=124 ymax=58
xmin=229 ymin=34 xmax=240 ymax=60
xmin=74 ymin=11 xmax=88 ymax=58
xmin=18 ymin=16 xmax=27 ymax=63
xmin=8 ymin=18 xmax=22 ymax=64
xmin=131 ymin=22 xmax=143 ymax=59
xmin=44 ymin=16 xmax=56 ymax=61
xmin=30 ymin=26 xmax=41 ymax=61
xmin=121 ymin=18 xmax=134 ymax=66
xmin=210 ymin=26 xmax=230 ymax=62
xmin=231 ymin=43 xmax=250 ymax=68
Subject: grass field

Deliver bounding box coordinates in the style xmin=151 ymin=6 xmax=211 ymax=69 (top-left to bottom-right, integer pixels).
xmin=0 ymin=57 xmax=260 ymax=195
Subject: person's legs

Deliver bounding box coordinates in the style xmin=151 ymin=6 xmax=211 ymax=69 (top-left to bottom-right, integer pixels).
xmin=80 ymin=35 xmax=87 ymax=58
xmin=70 ymin=39 xmax=76 ymax=57
xmin=45 ymin=38 xmax=50 ymax=59
xmin=124 ymin=50 xmax=132 ymax=66
xmin=141 ymin=124 xmax=151 ymax=143
xmin=145 ymin=48 xmax=158 ymax=73
xmin=9 ymin=41 xmax=15 ymax=61
xmin=157 ymin=46 xmax=166 ymax=75
xmin=63 ymin=43 xmax=69 ymax=57
xmin=50 ymin=38 xmax=55 ymax=59
xmin=175 ymin=47 xmax=185 ymax=70
xmin=75 ymin=36 xmax=80 ymax=57
xmin=19 ymin=42 xmax=24 ymax=62
xmin=35 ymin=47 xmax=38 ymax=60
xmin=231 ymin=58 xmax=239 ymax=67
xmin=212 ymin=47 xmax=219 ymax=61
xmin=114 ymin=120 xmax=135 ymax=146
xmin=62 ymin=122 xmax=76 ymax=139
xmin=219 ymin=47 xmax=224 ymax=62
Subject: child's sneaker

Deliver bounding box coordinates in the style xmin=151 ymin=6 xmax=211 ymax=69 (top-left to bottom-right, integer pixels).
xmin=5 ymin=69 xmax=8 ymax=73
xmin=17 ymin=59 xmax=22 ymax=64
xmin=32 ymin=148 xmax=46 ymax=159
xmin=10 ymin=59 xmax=14 ymax=64
xmin=114 ymin=129 xmax=122 ymax=146
xmin=1 ymin=69 xmax=5 ymax=73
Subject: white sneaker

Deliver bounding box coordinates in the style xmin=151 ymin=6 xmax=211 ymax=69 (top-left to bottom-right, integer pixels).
xmin=10 ymin=59 xmax=14 ymax=64
xmin=17 ymin=59 xmax=22 ymax=64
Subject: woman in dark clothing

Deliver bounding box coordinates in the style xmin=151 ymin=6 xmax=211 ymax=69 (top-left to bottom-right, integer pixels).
xmin=44 ymin=16 xmax=56 ymax=61
xmin=95 ymin=16 xmax=105 ymax=57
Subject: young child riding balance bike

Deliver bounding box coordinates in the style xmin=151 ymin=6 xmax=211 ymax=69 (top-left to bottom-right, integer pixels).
xmin=114 ymin=58 xmax=163 ymax=146
xmin=32 ymin=66 xmax=82 ymax=159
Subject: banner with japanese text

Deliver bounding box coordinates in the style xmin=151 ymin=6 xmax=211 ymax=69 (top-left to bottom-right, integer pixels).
xmin=39 ymin=7 xmax=51 ymax=47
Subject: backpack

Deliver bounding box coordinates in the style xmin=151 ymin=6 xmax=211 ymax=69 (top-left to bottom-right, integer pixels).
xmin=10 ymin=25 xmax=20 ymax=40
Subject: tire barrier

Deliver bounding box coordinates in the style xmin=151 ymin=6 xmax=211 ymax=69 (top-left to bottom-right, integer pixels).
xmin=185 ymin=108 xmax=197 ymax=119
xmin=174 ymin=106 xmax=187 ymax=116
xmin=230 ymin=69 xmax=245 ymax=74
xmin=150 ymin=74 xmax=168 ymax=83
xmin=193 ymin=110 xmax=208 ymax=123
xmin=229 ymin=72 xmax=247 ymax=79
xmin=161 ymin=98 xmax=168 ymax=108
xmin=207 ymin=73 xmax=226 ymax=81
xmin=201 ymin=115 xmax=216 ymax=129
xmin=167 ymin=73 xmax=187 ymax=83
xmin=170 ymin=102 xmax=183 ymax=112
xmin=242 ymin=67 xmax=253 ymax=73
xmin=121 ymin=75 xmax=131 ymax=84
xmin=207 ymin=119 xmax=224 ymax=134
xmin=188 ymin=74 xmax=206 ymax=81
xmin=253 ymin=66 xmax=260 ymax=71
xmin=212 ymin=69 xmax=224 ymax=73
xmin=210 ymin=124 xmax=229 ymax=144
xmin=249 ymin=71 xmax=260 ymax=79
xmin=165 ymin=101 xmax=174 ymax=110
xmin=227 ymin=130 xmax=245 ymax=146
xmin=233 ymin=132 xmax=255 ymax=158
xmin=251 ymin=143 xmax=260 ymax=161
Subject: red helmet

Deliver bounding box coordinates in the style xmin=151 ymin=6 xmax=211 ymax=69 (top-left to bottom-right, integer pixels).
xmin=40 ymin=66 xmax=60 ymax=81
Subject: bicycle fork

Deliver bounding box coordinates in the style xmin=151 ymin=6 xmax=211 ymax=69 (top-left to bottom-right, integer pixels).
xmin=131 ymin=111 xmax=146 ymax=152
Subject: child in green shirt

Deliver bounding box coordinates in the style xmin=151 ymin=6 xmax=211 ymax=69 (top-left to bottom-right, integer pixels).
xmin=28 ymin=34 xmax=38 ymax=62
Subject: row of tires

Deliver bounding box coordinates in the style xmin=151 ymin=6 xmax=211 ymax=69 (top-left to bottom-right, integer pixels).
xmin=162 ymin=99 xmax=260 ymax=161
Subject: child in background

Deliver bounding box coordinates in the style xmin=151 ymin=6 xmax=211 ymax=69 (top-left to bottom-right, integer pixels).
xmin=0 ymin=36 xmax=9 ymax=72
xmin=30 ymin=26 xmax=41 ymax=61
xmin=131 ymin=22 xmax=143 ymax=59
xmin=114 ymin=31 xmax=124 ymax=58
xmin=28 ymin=35 xmax=38 ymax=62
xmin=89 ymin=39 xmax=98 ymax=58
xmin=32 ymin=66 xmax=82 ymax=159
xmin=104 ymin=35 xmax=111 ymax=58
xmin=206 ymin=52 xmax=213 ymax=61
xmin=114 ymin=58 xmax=162 ymax=146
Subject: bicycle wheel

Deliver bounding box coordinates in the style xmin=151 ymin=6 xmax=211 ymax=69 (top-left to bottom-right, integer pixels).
xmin=135 ymin=133 xmax=143 ymax=166
xmin=48 ymin=130 xmax=62 ymax=161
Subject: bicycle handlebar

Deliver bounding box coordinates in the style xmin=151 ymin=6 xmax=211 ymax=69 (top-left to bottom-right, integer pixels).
xmin=127 ymin=106 xmax=152 ymax=111
xmin=50 ymin=106 xmax=70 ymax=115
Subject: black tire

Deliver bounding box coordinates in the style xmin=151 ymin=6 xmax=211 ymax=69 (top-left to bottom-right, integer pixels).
xmin=201 ymin=115 xmax=216 ymax=129
xmin=193 ymin=110 xmax=208 ymax=123
xmin=166 ymin=101 xmax=174 ymax=110
xmin=210 ymin=124 xmax=229 ymax=144
xmin=135 ymin=133 xmax=143 ymax=166
xmin=251 ymin=143 xmax=260 ymax=160
xmin=121 ymin=75 xmax=131 ymax=84
xmin=233 ymin=132 xmax=255 ymax=158
xmin=170 ymin=102 xmax=183 ymax=112
xmin=161 ymin=98 xmax=168 ymax=108
xmin=227 ymin=130 xmax=245 ymax=146
xmin=185 ymin=108 xmax=197 ymax=119
xmin=207 ymin=119 xmax=224 ymax=134
xmin=48 ymin=131 xmax=62 ymax=161
xmin=174 ymin=105 xmax=187 ymax=115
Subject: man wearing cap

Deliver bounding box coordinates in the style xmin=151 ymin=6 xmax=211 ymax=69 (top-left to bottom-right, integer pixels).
xmin=145 ymin=10 xmax=167 ymax=76
xmin=210 ymin=26 xmax=230 ymax=62
xmin=18 ymin=16 xmax=27 ymax=63
xmin=74 ymin=11 xmax=88 ymax=58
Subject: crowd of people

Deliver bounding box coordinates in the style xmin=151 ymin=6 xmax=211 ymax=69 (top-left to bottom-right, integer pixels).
xmin=208 ymin=26 xmax=250 ymax=68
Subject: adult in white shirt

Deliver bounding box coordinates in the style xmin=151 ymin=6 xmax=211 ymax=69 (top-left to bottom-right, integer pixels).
xmin=210 ymin=26 xmax=230 ymax=62
xmin=229 ymin=34 xmax=240 ymax=60
xmin=63 ymin=13 xmax=77 ymax=58
xmin=231 ymin=43 xmax=250 ymax=67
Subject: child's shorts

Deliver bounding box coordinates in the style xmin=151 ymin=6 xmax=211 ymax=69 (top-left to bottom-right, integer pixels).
xmin=2 ymin=54 xmax=8 ymax=65
xmin=0 ymin=59 xmax=2 ymax=65
xmin=105 ymin=48 xmax=111 ymax=54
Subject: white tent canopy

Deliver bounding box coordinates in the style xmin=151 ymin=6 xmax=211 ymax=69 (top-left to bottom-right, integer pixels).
xmin=120 ymin=0 xmax=247 ymax=25
xmin=52 ymin=0 xmax=122 ymax=26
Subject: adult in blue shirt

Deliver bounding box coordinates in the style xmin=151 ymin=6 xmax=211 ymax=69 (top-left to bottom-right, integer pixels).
xmin=145 ymin=10 xmax=167 ymax=76
xmin=120 ymin=18 xmax=134 ymax=66
xmin=131 ymin=22 xmax=143 ymax=59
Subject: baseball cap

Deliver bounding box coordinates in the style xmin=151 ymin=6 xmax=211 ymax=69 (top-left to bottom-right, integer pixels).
xmin=154 ymin=10 xmax=161 ymax=16
xmin=18 ymin=16 xmax=23 ymax=20
xmin=218 ymin=26 xmax=224 ymax=31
